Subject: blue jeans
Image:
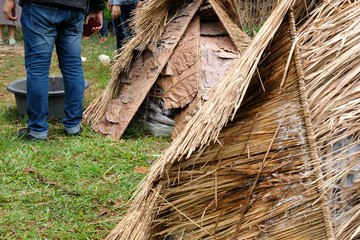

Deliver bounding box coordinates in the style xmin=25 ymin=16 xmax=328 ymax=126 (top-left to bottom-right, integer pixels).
xmin=112 ymin=4 xmax=137 ymax=49
xmin=21 ymin=4 xmax=85 ymax=138
xmin=100 ymin=12 xmax=108 ymax=37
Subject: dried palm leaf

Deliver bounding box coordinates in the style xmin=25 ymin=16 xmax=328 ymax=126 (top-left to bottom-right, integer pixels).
xmin=157 ymin=15 xmax=201 ymax=110
xmin=170 ymin=16 xmax=241 ymax=139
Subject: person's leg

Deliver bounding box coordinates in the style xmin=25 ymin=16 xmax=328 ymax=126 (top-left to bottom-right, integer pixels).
xmin=100 ymin=15 xmax=108 ymax=43
xmin=112 ymin=16 xmax=124 ymax=50
xmin=119 ymin=4 xmax=137 ymax=39
xmin=100 ymin=11 xmax=108 ymax=41
xmin=8 ymin=25 xmax=15 ymax=39
xmin=0 ymin=25 xmax=4 ymax=44
xmin=20 ymin=4 xmax=58 ymax=139
xmin=8 ymin=25 xmax=16 ymax=46
xmin=55 ymin=9 xmax=85 ymax=135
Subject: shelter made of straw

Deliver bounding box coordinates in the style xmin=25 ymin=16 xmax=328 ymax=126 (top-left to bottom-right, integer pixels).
xmin=84 ymin=0 xmax=258 ymax=139
xmin=86 ymin=0 xmax=360 ymax=239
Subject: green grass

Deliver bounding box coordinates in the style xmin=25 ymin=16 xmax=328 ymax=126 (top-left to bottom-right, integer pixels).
xmin=243 ymin=26 xmax=262 ymax=38
xmin=0 ymin=31 xmax=170 ymax=239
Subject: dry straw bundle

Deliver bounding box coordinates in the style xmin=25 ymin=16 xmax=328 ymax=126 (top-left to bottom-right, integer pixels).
xmin=298 ymin=1 xmax=360 ymax=239
xmin=96 ymin=0 xmax=360 ymax=239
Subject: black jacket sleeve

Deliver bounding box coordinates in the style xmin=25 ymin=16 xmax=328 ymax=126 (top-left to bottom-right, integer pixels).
xmin=89 ymin=0 xmax=105 ymax=12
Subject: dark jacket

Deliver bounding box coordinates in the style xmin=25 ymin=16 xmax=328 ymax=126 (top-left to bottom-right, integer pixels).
xmin=19 ymin=0 xmax=105 ymax=12
xmin=110 ymin=0 xmax=138 ymax=5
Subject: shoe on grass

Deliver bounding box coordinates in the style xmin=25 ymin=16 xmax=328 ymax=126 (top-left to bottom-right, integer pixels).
xmin=9 ymin=38 xmax=16 ymax=49
xmin=18 ymin=128 xmax=46 ymax=142
xmin=9 ymin=38 xmax=16 ymax=45
xmin=65 ymin=127 xmax=82 ymax=136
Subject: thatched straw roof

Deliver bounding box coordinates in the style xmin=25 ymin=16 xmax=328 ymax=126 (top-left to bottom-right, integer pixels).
xmin=84 ymin=0 xmax=253 ymax=139
xmin=88 ymin=0 xmax=360 ymax=239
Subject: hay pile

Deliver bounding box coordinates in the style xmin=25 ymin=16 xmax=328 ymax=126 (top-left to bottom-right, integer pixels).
xmin=87 ymin=0 xmax=360 ymax=239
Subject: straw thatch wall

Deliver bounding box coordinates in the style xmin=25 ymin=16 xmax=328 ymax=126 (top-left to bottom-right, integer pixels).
xmin=142 ymin=17 xmax=332 ymax=239
xmin=298 ymin=1 xmax=360 ymax=239
xmin=85 ymin=0 xmax=360 ymax=239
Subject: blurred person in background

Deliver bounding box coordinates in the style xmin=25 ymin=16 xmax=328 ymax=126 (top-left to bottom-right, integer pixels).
xmin=108 ymin=0 xmax=137 ymax=50
xmin=99 ymin=11 xmax=108 ymax=43
xmin=0 ymin=0 xmax=21 ymax=48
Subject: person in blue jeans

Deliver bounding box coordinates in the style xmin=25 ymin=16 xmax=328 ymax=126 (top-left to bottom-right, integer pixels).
xmin=108 ymin=0 xmax=137 ymax=50
xmin=3 ymin=0 xmax=105 ymax=141
xmin=99 ymin=11 xmax=108 ymax=43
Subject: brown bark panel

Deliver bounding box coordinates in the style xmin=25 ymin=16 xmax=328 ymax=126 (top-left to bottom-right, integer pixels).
xmin=157 ymin=16 xmax=201 ymax=110
xmin=171 ymin=20 xmax=240 ymax=139
xmin=200 ymin=34 xmax=239 ymax=100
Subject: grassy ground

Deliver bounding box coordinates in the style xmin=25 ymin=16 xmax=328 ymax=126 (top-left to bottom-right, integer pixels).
xmin=0 ymin=29 xmax=170 ymax=239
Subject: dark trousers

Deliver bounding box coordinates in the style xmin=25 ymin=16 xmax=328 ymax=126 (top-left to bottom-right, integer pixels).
xmin=112 ymin=4 xmax=137 ymax=50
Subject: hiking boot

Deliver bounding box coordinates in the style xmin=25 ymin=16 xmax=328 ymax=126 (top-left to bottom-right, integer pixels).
xmin=18 ymin=128 xmax=46 ymax=141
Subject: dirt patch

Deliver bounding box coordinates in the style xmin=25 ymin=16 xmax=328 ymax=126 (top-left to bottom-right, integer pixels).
xmin=0 ymin=43 xmax=25 ymax=56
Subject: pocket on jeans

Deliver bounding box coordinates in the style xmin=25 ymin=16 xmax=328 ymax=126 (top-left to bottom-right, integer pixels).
xmin=30 ymin=4 xmax=56 ymax=34
xmin=75 ymin=11 xmax=85 ymax=34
